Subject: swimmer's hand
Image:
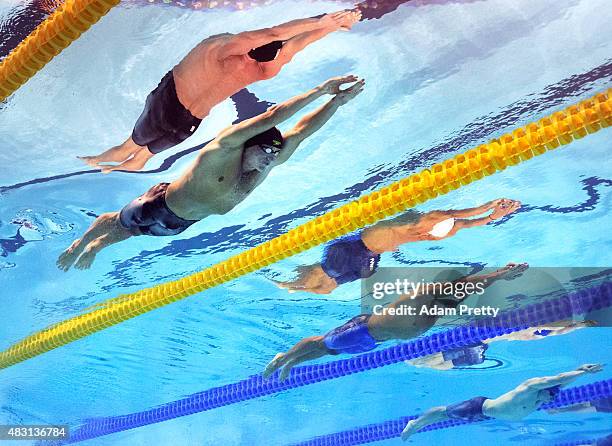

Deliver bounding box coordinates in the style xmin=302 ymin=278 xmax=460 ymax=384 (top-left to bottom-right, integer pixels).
xmin=573 ymin=320 xmax=598 ymax=328
xmin=494 ymin=262 xmax=529 ymax=281
xmin=263 ymin=336 xmax=328 ymax=382
xmin=489 ymin=198 xmax=521 ymax=220
xmin=333 ymin=78 xmax=365 ymax=106
xmin=320 ymin=75 xmax=359 ymax=95
xmin=577 ymin=363 xmax=604 ymax=373
xmin=401 ymin=419 xmax=418 ymax=441
xmin=320 ymin=9 xmax=362 ymax=31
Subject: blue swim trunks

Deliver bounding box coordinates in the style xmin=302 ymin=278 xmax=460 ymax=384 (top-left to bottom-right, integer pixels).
xmin=323 ymin=314 xmax=379 ymax=355
xmin=445 ymin=396 xmax=491 ymax=422
xmin=321 ymin=233 xmax=380 ymax=285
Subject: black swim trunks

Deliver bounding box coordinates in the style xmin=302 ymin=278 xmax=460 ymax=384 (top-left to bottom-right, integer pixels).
xmin=119 ymin=183 xmax=197 ymax=236
xmin=132 ymin=71 xmax=202 ymax=154
xmin=445 ymin=396 xmax=491 ymax=422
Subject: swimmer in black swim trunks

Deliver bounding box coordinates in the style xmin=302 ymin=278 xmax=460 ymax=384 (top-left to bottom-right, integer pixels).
xmin=58 ymin=75 xmax=365 ymax=270
xmin=400 ymin=363 xmax=603 ymax=441
xmin=78 ymin=9 xmax=361 ymax=172
xmin=264 ymin=263 xmax=528 ymax=381
xmin=276 ymin=199 xmax=521 ymax=294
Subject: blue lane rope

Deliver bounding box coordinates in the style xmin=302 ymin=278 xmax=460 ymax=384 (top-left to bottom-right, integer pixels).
xmin=554 ymin=436 xmax=612 ymax=446
xmin=67 ymin=282 xmax=611 ymax=443
xmin=290 ymin=381 xmax=612 ymax=446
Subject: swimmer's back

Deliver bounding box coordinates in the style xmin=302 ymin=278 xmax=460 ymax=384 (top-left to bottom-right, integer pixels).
xmin=173 ymin=33 xmax=261 ymax=117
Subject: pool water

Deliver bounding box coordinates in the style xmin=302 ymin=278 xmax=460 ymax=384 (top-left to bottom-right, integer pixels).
xmin=0 ymin=0 xmax=611 ymax=445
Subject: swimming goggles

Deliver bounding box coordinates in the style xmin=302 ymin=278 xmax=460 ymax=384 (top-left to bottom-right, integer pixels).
xmin=260 ymin=144 xmax=281 ymax=155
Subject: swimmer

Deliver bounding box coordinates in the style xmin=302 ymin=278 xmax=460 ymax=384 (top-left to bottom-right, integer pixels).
xmin=78 ymin=9 xmax=361 ymax=172
xmin=407 ymin=320 xmax=597 ymax=370
xmin=58 ymin=76 xmax=365 ymax=270
xmin=264 ymin=263 xmax=528 ymax=381
xmin=400 ymin=363 xmax=604 ymax=441
xmin=276 ymin=199 xmax=521 ymax=294
xmin=547 ymin=395 xmax=612 ymax=415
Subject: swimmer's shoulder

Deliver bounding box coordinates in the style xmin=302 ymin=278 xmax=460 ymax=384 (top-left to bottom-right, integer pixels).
xmin=199 ymin=32 xmax=235 ymax=47
xmin=190 ymin=33 xmax=236 ymax=60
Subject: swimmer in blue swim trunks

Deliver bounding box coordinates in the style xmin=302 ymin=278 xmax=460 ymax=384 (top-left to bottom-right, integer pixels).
xmin=400 ymin=363 xmax=603 ymax=441
xmin=78 ymin=9 xmax=361 ymax=172
xmin=58 ymin=76 xmax=365 ymax=270
xmin=264 ymin=263 xmax=528 ymax=380
xmin=408 ymin=319 xmax=597 ymax=370
xmin=276 ymin=199 xmax=521 ymax=294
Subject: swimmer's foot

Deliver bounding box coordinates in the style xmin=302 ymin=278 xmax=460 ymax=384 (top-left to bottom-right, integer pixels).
xmin=496 ymin=262 xmax=529 ymax=281
xmin=78 ymin=138 xmax=145 ymax=168
xmin=101 ymin=149 xmax=154 ymax=173
xmin=77 ymin=149 xmax=134 ymax=167
xmin=272 ymin=280 xmax=304 ymax=292
xmin=401 ymin=420 xmax=418 ymax=441
xmin=263 ymin=353 xmax=285 ymax=379
xmin=74 ymin=250 xmax=97 ymax=270
xmin=77 ymin=155 xmax=107 ymax=168
xmin=56 ymin=239 xmax=83 ymax=272
xmin=73 ymin=236 xmax=107 ymax=270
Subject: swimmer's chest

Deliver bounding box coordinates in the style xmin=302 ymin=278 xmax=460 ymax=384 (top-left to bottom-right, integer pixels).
xmin=197 ymin=170 xmax=268 ymax=215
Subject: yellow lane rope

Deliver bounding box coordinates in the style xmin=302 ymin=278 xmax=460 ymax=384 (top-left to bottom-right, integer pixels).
xmin=1 ymin=89 xmax=610 ymax=370
xmin=0 ymin=0 xmax=120 ymax=102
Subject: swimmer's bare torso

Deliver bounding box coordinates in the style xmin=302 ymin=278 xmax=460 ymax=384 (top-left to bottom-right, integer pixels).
xmin=165 ymin=138 xmax=271 ymax=220
xmin=173 ymin=34 xmax=280 ymax=119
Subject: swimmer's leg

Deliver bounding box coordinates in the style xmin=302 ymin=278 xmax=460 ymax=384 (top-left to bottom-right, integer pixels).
xmin=73 ymin=228 xmax=132 ymax=270
xmin=263 ymin=336 xmax=328 ymax=381
xmin=100 ymin=147 xmax=155 ymax=174
xmin=57 ymin=212 xmax=131 ymax=271
xmin=401 ymin=407 xmax=448 ymax=441
xmin=78 ymin=137 xmax=145 ymax=168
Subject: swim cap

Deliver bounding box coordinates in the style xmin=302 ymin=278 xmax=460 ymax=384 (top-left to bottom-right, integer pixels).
xmin=248 ymin=41 xmax=283 ymax=62
xmin=443 ymin=343 xmax=488 ymax=367
xmin=244 ymin=126 xmax=284 ymax=150
xmin=428 ymin=218 xmax=455 ymax=238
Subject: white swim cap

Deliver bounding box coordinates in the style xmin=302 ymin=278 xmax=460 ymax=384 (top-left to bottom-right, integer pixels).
xmin=428 ymin=218 xmax=455 ymax=238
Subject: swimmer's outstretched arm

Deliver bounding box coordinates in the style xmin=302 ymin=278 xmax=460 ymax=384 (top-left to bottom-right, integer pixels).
xmin=218 ymin=10 xmax=359 ymax=57
xmin=273 ymin=10 xmax=362 ymax=65
xmin=394 ymin=263 xmax=529 ymax=306
xmin=441 ymin=198 xmax=521 ymax=236
xmin=520 ymin=364 xmax=603 ymax=390
xmin=453 ymin=262 xmax=529 ymax=289
xmin=216 ymin=76 xmax=356 ymax=148
xmin=428 ymin=199 xmax=501 ymax=219
xmin=275 ymin=77 xmax=365 ymax=165
xmin=406 ymin=353 xmax=455 ymax=370
xmin=401 ymin=407 xmax=449 ymax=441
xmin=546 ymin=402 xmax=595 ymax=414
xmin=487 ymin=320 xmax=596 ymax=342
